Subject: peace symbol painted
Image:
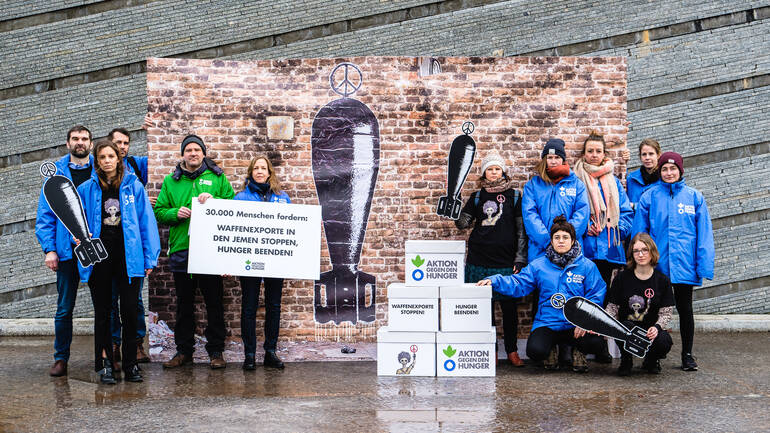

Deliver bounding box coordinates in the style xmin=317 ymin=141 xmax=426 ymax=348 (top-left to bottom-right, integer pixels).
xmin=40 ymin=162 xmax=57 ymax=178
xmin=550 ymin=293 xmax=566 ymax=309
xmin=644 ymin=288 xmax=654 ymax=299
xmin=329 ymin=62 xmax=363 ymax=97
xmin=461 ymin=121 xmax=475 ymax=135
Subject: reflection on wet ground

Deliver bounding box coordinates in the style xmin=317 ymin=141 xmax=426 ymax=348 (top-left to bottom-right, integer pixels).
xmin=1 ymin=333 xmax=768 ymax=432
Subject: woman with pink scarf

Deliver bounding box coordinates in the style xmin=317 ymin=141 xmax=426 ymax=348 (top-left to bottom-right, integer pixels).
xmin=574 ymin=131 xmax=633 ymax=362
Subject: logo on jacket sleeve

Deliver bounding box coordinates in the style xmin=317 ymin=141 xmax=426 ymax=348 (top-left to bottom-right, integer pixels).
xmin=677 ymin=203 xmax=695 ymax=215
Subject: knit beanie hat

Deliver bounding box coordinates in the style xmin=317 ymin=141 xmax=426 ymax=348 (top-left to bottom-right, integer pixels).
xmin=541 ymin=138 xmax=567 ymax=160
xmin=181 ymin=134 xmax=206 ymax=155
xmin=658 ymin=151 xmax=683 ymax=175
xmin=480 ymin=152 xmax=506 ymax=175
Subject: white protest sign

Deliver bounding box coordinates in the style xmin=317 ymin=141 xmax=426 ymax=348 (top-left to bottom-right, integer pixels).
xmin=188 ymin=198 xmax=321 ymax=279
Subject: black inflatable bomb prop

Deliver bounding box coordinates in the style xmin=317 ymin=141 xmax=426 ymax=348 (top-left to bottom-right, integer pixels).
xmin=311 ymin=62 xmax=379 ymax=325
xmin=40 ymin=162 xmax=108 ymax=267
xmin=562 ymin=296 xmax=652 ymax=358
xmin=437 ymin=122 xmax=476 ymax=220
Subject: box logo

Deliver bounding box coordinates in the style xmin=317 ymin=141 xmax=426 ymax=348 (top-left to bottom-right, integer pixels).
xmin=443 ymin=345 xmax=456 ymax=371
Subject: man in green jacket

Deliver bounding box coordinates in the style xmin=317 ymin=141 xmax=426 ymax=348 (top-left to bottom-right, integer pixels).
xmin=154 ymin=135 xmax=234 ymax=369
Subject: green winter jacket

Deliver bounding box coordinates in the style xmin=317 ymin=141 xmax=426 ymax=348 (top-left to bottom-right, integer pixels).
xmin=154 ymin=162 xmax=235 ymax=255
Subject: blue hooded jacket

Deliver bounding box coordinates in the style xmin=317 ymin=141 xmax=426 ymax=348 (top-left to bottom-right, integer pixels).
xmin=35 ymin=154 xmax=96 ymax=261
xmin=76 ymin=171 xmax=160 ymax=282
xmin=487 ymin=253 xmax=606 ymax=331
xmin=234 ymin=179 xmax=291 ymax=204
xmin=522 ymin=172 xmax=590 ymax=262
xmin=581 ymin=176 xmax=634 ymax=265
xmin=626 ymin=168 xmax=655 ymax=210
xmin=631 ymin=178 xmax=714 ymax=285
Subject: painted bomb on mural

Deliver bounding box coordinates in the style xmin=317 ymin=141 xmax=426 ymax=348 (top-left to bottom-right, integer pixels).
xmin=437 ymin=122 xmax=476 ymax=220
xmin=311 ymin=62 xmax=380 ymax=325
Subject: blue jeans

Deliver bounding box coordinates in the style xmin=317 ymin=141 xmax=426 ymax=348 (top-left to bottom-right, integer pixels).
xmin=240 ymin=276 xmax=283 ymax=354
xmin=110 ymin=277 xmax=146 ymax=345
xmin=54 ymin=259 xmax=80 ymax=361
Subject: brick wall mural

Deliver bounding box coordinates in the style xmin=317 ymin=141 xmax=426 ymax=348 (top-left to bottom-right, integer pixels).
xmin=146 ymin=56 xmax=628 ymax=343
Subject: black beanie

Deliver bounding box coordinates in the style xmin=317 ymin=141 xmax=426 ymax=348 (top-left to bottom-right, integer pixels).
xmin=541 ymin=138 xmax=566 ymax=161
xmin=181 ymin=134 xmax=206 ymax=155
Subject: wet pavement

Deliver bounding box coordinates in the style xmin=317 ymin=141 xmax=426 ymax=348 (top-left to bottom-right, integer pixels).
xmin=1 ymin=332 xmax=768 ymax=432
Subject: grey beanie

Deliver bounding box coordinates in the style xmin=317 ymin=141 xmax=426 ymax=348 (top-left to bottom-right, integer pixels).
xmin=480 ymin=152 xmax=507 ymax=175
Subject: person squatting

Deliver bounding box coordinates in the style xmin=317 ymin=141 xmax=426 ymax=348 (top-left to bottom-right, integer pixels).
xmin=36 ymin=122 xmax=713 ymax=383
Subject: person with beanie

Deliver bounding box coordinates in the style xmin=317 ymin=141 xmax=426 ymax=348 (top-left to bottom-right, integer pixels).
xmin=626 ymin=138 xmax=662 ymax=211
xmin=477 ymin=216 xmax=606 ymax=373
xmin=455 ymin=152 xmax=528 ymax=367
xmin=573 ymin=131 xmax=633 ymax=363
xmin=631 ymin=151 xmax=714 ymax=371
xmin=234 ymin=155 xmax=291 ymax=371
xmin=154 ymin=134 xmax=235 ymax=370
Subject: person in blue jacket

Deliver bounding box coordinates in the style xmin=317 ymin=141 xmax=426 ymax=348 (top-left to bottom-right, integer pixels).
xmin=574 ymin=132 xmax=633 ymax=362
xmin=626 ymin=138 xmax=661 ymax=211
xmin=631 ymin=151 xmax=714 ymax=372
xmin=76 ymin=139 xmax=160 ymax=384
xmin=35 ymin=125 xmax=95 ymax=377
xmin=478 ymin=216 xmax=606 ymax=373
xmin=107 ymin=127 xmax=151 ymax=367
xmin=234 ymin=155 xmax=290 ymax=371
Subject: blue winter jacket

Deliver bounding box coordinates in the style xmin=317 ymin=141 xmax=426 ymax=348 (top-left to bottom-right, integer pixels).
xmin=522 ymin=172 xmax=590 ymax=262
xmin=626 ymin=168 xmax=655 ymax=210
xmin=234 ymin=180 xmax=291 ymax=204
xmin=35 ymin=154 xmax=96 ymax=261
xmin=123 ymin=156 xmax=148 ymax=186
xmin=581 ymin=176 xmax=634 ymax=265
xmin=631 ymin=178 xmax=714 ymax=285
xmin=76 ymin=171 xmax=161 ymax=282
xmin=487 ymin=253 xmax=606 ymax=331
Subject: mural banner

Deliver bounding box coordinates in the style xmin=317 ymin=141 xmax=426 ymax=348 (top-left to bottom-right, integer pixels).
xmin=187 ymin=198 xmax=322 ymax=279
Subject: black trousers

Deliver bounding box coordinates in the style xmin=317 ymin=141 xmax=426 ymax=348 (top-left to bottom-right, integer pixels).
xmin=88 ymin=251 xmax=139 ymax=372
xmin=673 ymin=284 xmax=695 ymax=355
xmin=593 ymin=259 xmax=619 ymax=306
xmin=619 ymin=321 xmax=673 ymax=361
xmin=526 ymin=326 xmax=605 ymax=361
xmin=239 ymin=276 xmax=283 ymax=354
xmin=172 ymin=272 xmax=226 ymax=356
xmin=492 ymin=298 xmax=519 ymax=353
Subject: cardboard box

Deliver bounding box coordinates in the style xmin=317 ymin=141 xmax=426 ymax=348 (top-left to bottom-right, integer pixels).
xmin=386 ymin=283 xmax=439 ymax=332
xmin=436 ymin=329 xmax=496 ymax=377
xmin=405 ymin=240 xmax=465 ymax=287
xmin=376 ymin=327 xmax=436 ymax=376
xmin=439 ymin=284 xmax=492 ymax=332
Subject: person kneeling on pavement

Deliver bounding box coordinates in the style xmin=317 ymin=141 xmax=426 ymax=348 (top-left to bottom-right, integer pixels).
xmin=477 ymin=216 xmax=606 ymax=372
xmin=606 ymin=232 xmax=674 ymax=376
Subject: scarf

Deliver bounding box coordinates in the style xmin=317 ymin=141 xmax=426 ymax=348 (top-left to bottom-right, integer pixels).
xmin=640 ymin=167 xmax=660 ymax=185
xmin=574 ymin=158 xmax=621 ymax=246
xmin=480 ymin=176 xmax=515 ymax=193
xmin=246 ymin=178 xmax=271 ymax=200
xmin=545 ymin=241 xmax=582 ymax=269
xmin=546 ymin=163 xmax=570 ymax=184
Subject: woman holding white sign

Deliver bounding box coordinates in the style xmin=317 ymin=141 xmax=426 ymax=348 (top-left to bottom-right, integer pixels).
xmin=235 ymin=155 xmax=290 ymax=370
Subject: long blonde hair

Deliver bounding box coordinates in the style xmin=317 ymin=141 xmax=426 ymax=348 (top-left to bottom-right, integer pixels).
xmin=243 ymin=155 xmax=281 ymax=195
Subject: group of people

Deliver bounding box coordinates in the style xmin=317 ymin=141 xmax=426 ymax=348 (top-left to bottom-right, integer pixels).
xmin=462 ymin=134 xmax=713 ymax=375
xmin=36 ymin=124 xmax=290 ymax=384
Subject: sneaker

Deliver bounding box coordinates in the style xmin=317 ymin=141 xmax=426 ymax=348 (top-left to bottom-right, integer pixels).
xmin=49 ymin=360 xmax=68 ymax=377
xmin=242 ymin=354 xmax=256 ymax=371
xmin=210 ymin=352 xmax=226 ymax=369
xmin=98 ymin=359 xmax=117 ymax=385
xmin=617 ymin=355 xmax=633 ymax=377
xmin=642 ymin=357 xmax=662 ymax=374
xmin=572 ymin=349 xmax=588 ymax=373
xmin=681 ymin=353 xmax=698 ymax=371
xmin=508 ymin=352 xmax=525 ymax=367
xmin=162 ymin=352 xmax=193 ymax=369
xmin=543 ymin=347 xmax=559 ymax=370
xmin=263 ymin=350 xmax=285 ymax=369
xmin=124 ymin=364 xmax=143 ymax=383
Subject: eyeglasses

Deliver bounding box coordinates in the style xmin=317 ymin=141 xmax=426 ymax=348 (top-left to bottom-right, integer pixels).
xmin=632 ymin=248 xmax=650 ymax=255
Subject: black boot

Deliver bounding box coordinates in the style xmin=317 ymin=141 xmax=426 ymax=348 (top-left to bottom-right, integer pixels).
xmin=242 ymin=354 xmax=256 ymax=371
xmin=263 ymin=350 xmax=285 ymax=369
xmin=99 ymin=359 xmax=117 ymax=385
xmin=617 ymin=354 xmax=633 ymax=377
xmin=595 ymin=339 xmax=613 ymax=364
xmin=124 ymin=364 xmax=143 ymax=382
xmin=642 ymin=356 xmax=662 ymax=374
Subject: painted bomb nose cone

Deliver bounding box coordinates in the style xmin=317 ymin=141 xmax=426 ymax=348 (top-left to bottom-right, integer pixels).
xmin=311 ymin=63 xmax=379 ymax=325
xmin=437 ymin=122 xmax=476 ymax=219
xmin=41 ymin=167 xmax=108 ymax=267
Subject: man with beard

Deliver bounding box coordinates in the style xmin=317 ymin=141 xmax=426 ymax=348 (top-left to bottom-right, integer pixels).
xmin=35 ymin=125 xmax=95 ymax=376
